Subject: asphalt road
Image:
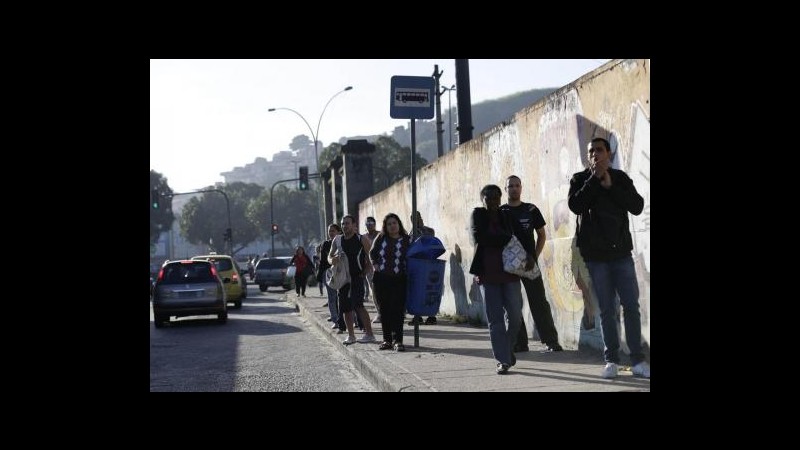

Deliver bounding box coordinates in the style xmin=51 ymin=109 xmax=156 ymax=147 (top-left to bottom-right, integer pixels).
xmin=149 ymin=284 xmax=375 ymax=392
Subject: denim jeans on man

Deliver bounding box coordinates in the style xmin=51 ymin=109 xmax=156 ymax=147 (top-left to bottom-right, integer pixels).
xmin=325 ymin=282 xmax=344 ymax=331
xmin=480 ymin=281 xmax=523 ymax=366
xmin=585 ymin=255 xmax=644 ymax=366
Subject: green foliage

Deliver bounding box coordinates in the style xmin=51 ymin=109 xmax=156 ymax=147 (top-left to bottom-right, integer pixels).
xmin=290 ymin=135 xmax=312 ymax=151
xmin=150 ymin=170 xmax=175 ymax=245
xmin=318 ymin=136 xmax=428 ymax=192
xmin=179 ymin=182 xmax=264 ymax=255
xmin=250 ymin=184 xmax=320 ymax=251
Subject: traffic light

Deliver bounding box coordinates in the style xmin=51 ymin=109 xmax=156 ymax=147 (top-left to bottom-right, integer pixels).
xmin=151 ymin=188 xmax=160 ymax=209
xmin=299 ymin=166 xmax=309 ymax=190
xmin=271 ymin=223 xmax=279 ymax=235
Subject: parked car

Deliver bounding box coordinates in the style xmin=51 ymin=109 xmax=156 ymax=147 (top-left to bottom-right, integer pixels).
xmin=253 ymin=257 xmax=296 ymax=291
xmin=191 ymin=254 xmax=245 ymax=308
xmin=152 ymin=259 xmax=227 ymax=328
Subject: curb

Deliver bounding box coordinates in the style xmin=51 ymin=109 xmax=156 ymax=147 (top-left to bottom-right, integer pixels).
xmin=286 ymin=294 xmax=422 ymax=392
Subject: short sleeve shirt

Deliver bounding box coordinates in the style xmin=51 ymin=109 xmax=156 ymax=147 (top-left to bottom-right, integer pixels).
xmin=501 ymin=203 xmax=546 ymax=246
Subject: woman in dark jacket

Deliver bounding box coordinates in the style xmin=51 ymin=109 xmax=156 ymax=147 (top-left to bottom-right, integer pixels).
xmin=318 ymin=224 xmax=344 ymax=331
xmin=469 ymin=184 xmax=535 ymax=374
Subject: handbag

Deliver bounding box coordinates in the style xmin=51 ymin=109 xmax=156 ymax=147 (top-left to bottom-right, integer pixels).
xmin=502 ymin=235 xmax=541 ymax=280
xmin=325 ymin=236 xmax=351 ymax=289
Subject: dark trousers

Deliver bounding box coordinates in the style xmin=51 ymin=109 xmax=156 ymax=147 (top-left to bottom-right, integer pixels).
xmin=294 ymin=272 xmax=308 ymax=295
xmin=516 ymin=274 xmax=559 ymax=348
xmin=374 ymin=272 xmax=407 ymax=344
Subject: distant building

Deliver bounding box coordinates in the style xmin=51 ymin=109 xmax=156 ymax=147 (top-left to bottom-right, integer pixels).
xmin=220 ymin=142 xmax=317 ymax=188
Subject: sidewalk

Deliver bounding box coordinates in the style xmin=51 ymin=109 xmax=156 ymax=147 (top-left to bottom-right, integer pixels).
xmin=288 ymin=289 xmax=650 ymax=392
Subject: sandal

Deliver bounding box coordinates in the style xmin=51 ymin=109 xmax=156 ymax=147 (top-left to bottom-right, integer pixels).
xmin=378 ymin=341 xmax=393 ymax=350
xmin=393 ymin=342 xmax=406 ymax=352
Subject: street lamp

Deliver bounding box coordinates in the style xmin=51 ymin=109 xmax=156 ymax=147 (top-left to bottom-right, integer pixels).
xmin=441 ymin=84 xmax=456 ymax=151
xmin=268 ymin=85 xmax=353 ymax=244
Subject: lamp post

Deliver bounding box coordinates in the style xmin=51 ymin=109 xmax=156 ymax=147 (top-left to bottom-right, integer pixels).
xmin=441 ymin=84 xmax=456 ymax=151
xmin=269 ymin=85 xmax=353 ymax=243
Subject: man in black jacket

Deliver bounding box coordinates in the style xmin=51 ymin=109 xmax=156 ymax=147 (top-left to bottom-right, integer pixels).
xmin=568 ymin=137 xmax=649 ymax=379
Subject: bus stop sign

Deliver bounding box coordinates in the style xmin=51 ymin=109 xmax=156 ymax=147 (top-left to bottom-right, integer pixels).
xmin=390 ymin=76 xmax=435 ymax=119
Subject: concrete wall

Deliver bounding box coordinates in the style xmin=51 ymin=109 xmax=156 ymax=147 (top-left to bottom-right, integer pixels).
xmin=359 ymin=59 xmax=650 ymax=352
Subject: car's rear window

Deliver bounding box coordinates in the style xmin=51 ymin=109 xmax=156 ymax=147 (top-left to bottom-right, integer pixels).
xmin=161 ymin=262 xmax=216 ymax=284
xmin=256 ymin=259 xmax=289 ymax=270
xmin=210 ymin=258 xmax=234 ymax=271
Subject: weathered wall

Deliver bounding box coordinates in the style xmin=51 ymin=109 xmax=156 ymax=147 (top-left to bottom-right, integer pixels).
xmin=359 ymin=59 xmax=650 ymax=352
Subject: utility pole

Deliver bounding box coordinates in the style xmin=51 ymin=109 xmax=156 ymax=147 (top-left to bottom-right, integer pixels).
xmin=455 ymin=59 xmax=474 ymax=145
xmin=433 ymin=65 xmax=444 ymax=158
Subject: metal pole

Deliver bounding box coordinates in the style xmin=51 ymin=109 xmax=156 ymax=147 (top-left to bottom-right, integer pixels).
xmin=441 ymin=85 xmax=456 ymax=152
xmin=433 ymin=65 xmax=444 ymax=158
xmin=269 ymin=86 xmax=352 ymax=248
xmin=270 ymin=182 xmax=277 ymax=257
xmin=410 ymin=118 xmax=420 ymax=348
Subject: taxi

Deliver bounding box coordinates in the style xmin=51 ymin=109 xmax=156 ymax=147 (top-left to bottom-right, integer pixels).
xmin=191 ymin=253 xmax=246 ymax=308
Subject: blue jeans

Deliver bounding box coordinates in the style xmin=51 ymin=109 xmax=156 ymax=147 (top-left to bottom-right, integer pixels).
xmin=325 ymin=282 xmax=343 ymax=329
xmin=480 ymin=281 xmax=523 ymax=366
xmin=586 ymin=256 xmax=645 ymax=365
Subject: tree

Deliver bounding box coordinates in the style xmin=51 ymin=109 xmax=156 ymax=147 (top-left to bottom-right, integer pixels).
xmin=250 ymin=184 xmax=320 ymax=253
xmin=150 ymin=170 xmax=175 ymax=245
xmin=178 ymin=182 xmax=264 ymax=255
xmin=290 ymin=135 xmax=312 ymax=151
xmin=317 ymin=136 xmax=428 ymax=192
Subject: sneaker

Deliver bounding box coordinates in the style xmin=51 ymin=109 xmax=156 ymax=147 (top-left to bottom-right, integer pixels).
xmin=496 ymin=363 xmax=510 ymax=375
xmin=545 ymin=343 xmax=564 ymax=352
xmin=424 ymin=316 xmax=437 ymax=325
xmin=393 ymin=342 xmax=406 ymax=352
xmin=330 ymin=323 xmax=339 ymax=329
xmin=372 ymin=315 xmax=382 ymax=323
xmin=601 ymin=362 xmax=619 ymax=379
xmin=631 ymin=361 xmax=650 ymax=378
xmin=322 ymin=303 xmax=328 ymax=307
xmin=356 ymin=333 xmax=376 ymax=343
xmin=342 ymin=335 xmax=357 ymax=345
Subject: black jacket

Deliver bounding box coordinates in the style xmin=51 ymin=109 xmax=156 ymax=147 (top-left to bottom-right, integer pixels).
xmin=568 ymin=168 xmax=644 ymax=261
xmin=316 ymin=240 xmax=332 ymax=281
xmin=468 ymin=207 xmax=533 ymax=276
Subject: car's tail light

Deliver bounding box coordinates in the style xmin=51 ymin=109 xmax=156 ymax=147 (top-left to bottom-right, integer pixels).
xmin=157 ymin=268 xmax=165 ymax=282
xmin=210 ymin=265 xmax=218 ymax=278
xmin=232 ymin=273 xmax=239 ymax=282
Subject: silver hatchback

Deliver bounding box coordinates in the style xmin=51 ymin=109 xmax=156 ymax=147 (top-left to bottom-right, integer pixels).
xmin=152 ymin=260 xmax=227 ymax=328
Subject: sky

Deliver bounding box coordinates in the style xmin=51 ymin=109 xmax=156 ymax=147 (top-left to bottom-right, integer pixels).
xmin=150 ymin=59 xmax=610 ymax=193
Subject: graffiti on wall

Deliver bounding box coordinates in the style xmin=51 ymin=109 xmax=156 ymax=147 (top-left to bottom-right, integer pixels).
xmin=536 ymin=89 xmax=651 ymax=350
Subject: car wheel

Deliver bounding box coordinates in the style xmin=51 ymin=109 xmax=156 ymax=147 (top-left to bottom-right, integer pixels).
xmin=234 ymin=300 xmax=242 ymax=309
xmin=259 ymin=285 xmax=267 ymax=292
xmin=154 ymin=314 xmax=167 ymax=328
xmin=218 ymin=311 xmax=227 ymax=323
